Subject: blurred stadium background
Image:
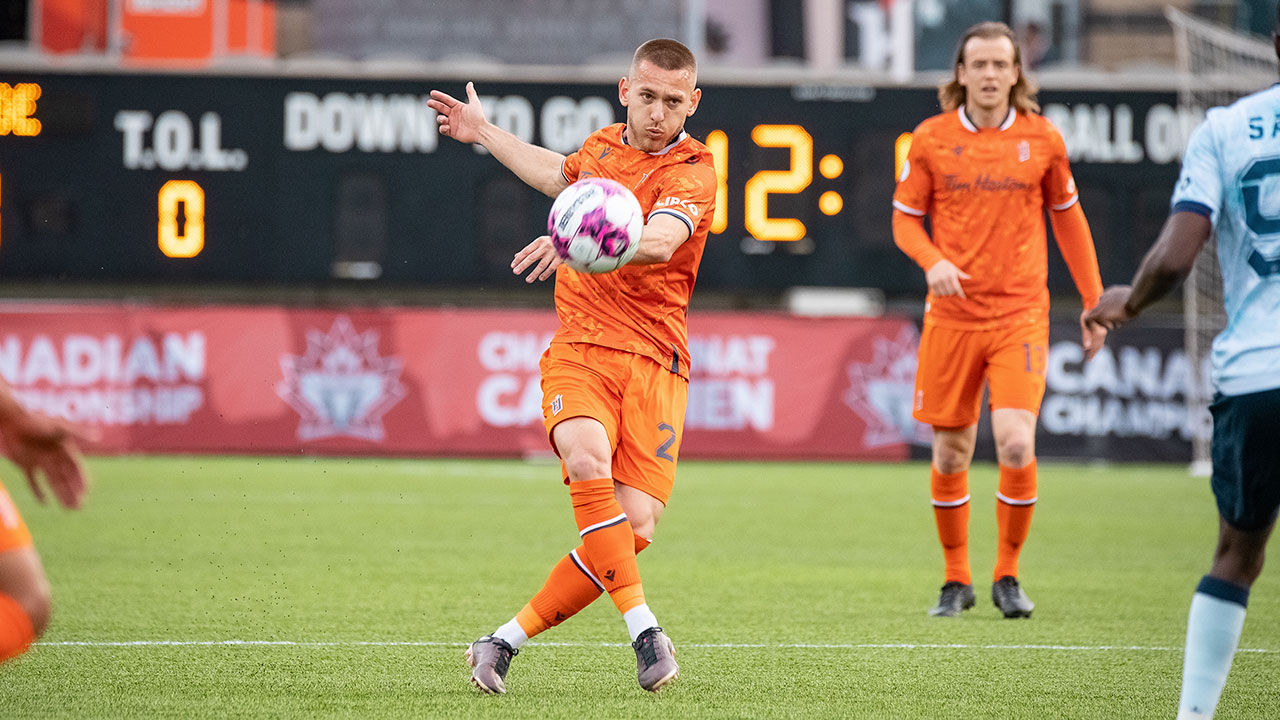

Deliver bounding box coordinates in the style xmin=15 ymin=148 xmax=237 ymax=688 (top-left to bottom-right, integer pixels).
xmin=3 ymin=0 xmax=1266 ymax=466
xmin=3 ymin=3 xmax=1280 ymax=717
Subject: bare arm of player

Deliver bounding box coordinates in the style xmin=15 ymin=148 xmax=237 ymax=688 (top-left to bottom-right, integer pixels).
xmin=0 ymin=377 xmax=91 ymax=510
xmin=892 ymin=210 xmax=970 ymax=298
xmin=428 ymin=82 xmax=570 ymax=197
xmin=629 ymin=214 xmax=690 ymax=265
xmin=1048 ymin=202 xmax=1107 ymax=359
xmin=511 ymin=235 xmax=562 ymax=283
xmin=1084 ymin=211 xmax=1213 ymax=332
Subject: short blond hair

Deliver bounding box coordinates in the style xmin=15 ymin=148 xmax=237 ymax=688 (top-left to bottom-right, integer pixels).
xmin=938 ymin=22 xmax=1039 ymax=114
xmin=631 ymin=38 xmax=697 ymax=78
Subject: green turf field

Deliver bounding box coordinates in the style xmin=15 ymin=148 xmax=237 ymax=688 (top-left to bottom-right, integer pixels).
xmin=2 ymin=456 xmax=1276 ymax=718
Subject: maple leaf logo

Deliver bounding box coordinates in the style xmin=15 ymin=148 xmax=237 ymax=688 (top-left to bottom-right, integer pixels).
xmin=276 ymin=316 xmax=406 ymax=441
xmin=843 ymin=326 xmax=931 ymax=448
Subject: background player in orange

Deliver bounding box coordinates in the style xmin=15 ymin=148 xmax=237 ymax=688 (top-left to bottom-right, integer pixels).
xmin=892 ymin=22 xmax=1108 ymax=619
xmin=428 ymin=39 xmax=715 ymax=693
xmin=0 ymin=375 xmax=91 ymax=664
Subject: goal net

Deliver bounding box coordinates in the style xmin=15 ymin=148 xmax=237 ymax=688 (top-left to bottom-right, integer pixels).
xmin=1165 ymin=7 xmax=1276 ymax=475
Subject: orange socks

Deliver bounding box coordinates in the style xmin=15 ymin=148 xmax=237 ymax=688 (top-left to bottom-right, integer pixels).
xmin=0 ymin=591 xmax=35 ymax=663
xmin=517 ymin=534 xmax=651 ymax=638
xmin=994 ymin=460 xmax=1037 ymax=580
xmin=568 ymin=478 xmax=645 ymax=613
xmin=930 ymin=467 xmax=971 ymax=585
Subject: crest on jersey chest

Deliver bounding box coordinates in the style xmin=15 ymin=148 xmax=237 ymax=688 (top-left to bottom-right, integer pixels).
xmin=1017 ymin=140 xmax=1031 ymax=163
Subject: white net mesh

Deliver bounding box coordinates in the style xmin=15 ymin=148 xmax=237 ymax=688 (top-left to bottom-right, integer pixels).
xmin=1165 ymin=7 xmax=1275 ymax=475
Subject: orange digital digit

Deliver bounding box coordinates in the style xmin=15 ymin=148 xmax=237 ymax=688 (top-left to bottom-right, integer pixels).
xmin=744 ymin=124 xmax=812 ymax=242
xmin=158 ymin=180 xmax=205 ymax=258
xmin=0 ymin=83 xmax=42 ymax=137
xmin=706 ymin=129 xmax=728 ymax=234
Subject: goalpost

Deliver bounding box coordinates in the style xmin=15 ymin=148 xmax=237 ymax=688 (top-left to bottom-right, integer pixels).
xmin=1164 ymin=7 xmax=1276 ymax=475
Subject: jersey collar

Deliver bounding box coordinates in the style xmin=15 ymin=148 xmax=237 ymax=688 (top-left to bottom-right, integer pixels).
xmin=621 ymin=127 xmax=689 ymax=155
xmin=958 ymin=105 xmax=1016 ymax=133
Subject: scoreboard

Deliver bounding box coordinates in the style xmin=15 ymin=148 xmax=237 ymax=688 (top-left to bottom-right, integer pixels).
xmin=0 ymin=71 xmax=1188 ymax=294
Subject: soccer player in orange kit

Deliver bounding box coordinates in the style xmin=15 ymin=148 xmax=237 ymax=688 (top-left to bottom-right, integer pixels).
xmin=0 ymin=375 xmax=91 ymax=665
xmin=892 ymin=22 xmax=1108 ymax=619
xmin=428 ymin=38 xmax=715 ymax=693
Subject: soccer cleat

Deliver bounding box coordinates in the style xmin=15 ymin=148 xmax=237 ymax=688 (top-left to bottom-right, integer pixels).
xmin=929 ymin=581 xmax=976 ymax=617
xmin=632 ymin=626 xmax=679 ymax=692
xmin=465 ymin=635 xmax=518 ymax=694
xmin=992 ymin=575 xmax=1035 ymax=618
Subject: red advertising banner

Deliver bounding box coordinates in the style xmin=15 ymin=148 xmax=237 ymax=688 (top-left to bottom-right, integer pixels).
xmin=0 ymin=304 xmax=925 ymax=460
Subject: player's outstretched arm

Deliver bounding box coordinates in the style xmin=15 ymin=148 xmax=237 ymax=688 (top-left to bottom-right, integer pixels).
xmin=428 ymin=82 xmax=569 ymax=197
xmin=1084 ymin=210 xmax=1212 ymax=332
xmin=0 ymin=378 xmax=91 ymax=510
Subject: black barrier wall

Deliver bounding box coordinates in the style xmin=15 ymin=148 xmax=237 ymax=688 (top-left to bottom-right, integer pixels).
xmin=0 ymin=72 xmax=1189 ymax=294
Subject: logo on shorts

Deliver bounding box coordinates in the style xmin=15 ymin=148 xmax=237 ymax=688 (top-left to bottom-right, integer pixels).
xmin=551 ymin=394 xmax=563 ymax=415
xmin=843 ymin=326 xmax=931 ymax=447
xmin=276 ymin=316 xmax=406 ymax=441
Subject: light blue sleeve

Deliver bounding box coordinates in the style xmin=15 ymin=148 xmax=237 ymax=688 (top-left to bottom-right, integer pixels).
xmin=1170 ymin=115 xmax=1224 ymax=227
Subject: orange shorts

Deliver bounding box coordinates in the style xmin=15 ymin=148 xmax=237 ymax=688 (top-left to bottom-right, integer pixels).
xmin=540 ymin=342 xmax=688 ymax=505
xmin=0 ymin=481 xmax=33 ymax=553
xmin=913 ymin=321 xmax=1048 ymax=428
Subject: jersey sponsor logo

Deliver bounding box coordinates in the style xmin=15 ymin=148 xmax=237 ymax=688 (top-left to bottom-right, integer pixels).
xmin=943 ymin=174 xmax=1032 ymax=192
xmin=654 ymin=195 xmax=700 ymax=217
xmin=842 ymin=326 xmax=931 ymax=447
xmin=276 ymin=316 xmax=406 ymax=442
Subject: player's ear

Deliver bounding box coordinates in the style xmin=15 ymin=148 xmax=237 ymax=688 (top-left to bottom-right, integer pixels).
xmin=686 ymin=87 xmax=702 ymax=116
xmin=618 ymin=76 xmax=630 ymax=107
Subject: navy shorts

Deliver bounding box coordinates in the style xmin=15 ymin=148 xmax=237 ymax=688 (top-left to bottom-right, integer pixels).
xmin=1210 ymin=387 xmax=1280 ymax=531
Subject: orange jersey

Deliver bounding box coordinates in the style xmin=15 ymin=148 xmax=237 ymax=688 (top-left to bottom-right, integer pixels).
xmin=893 ymin=108 xmax=1100 ymax=329
xmin=556 ymin=124 xmax=717 ymax=378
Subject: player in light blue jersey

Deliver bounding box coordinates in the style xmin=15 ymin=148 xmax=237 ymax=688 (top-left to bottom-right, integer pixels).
xmin=1084 ymin=16 xmax=1280 ymax=719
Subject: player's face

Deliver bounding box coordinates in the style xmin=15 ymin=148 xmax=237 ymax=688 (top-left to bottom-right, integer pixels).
xmin=957 ymin=36 xmax=1019 ymax=115
xmin=619 ymin=60 xmax=701 ymax=153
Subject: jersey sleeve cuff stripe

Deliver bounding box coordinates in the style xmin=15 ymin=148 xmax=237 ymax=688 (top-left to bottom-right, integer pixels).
xmin=893 ymin=200 xmax=926 ymax=216
xmin=1172 ymin=200 xmax=1213 ymax=218
xmin=648 ymin=208 xmax=695 ymax=235
xmin=1050 ymin=194 xmax=1079 ymax=211
xmin=560 ymin=160 xmax=572 ymax=184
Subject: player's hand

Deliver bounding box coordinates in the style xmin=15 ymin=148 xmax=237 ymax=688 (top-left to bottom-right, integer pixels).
xmin=427 ymin=82 xmax=487 ymax=145
xmin=512 ymin=235 xmax=562 ymax=283
xmin=0 ymin=411 xmax=93 ymax=510
xmin=1080 ymin=308 xmax=1108 ymax=361
xmin=925 ymin=259 xmax=971 ymax=299
xmin=1082 ymin=286 xmax=1136 ymax=333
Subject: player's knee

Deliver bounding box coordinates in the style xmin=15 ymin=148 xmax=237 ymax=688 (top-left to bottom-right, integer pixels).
xmin=562 ymin=450 xmax=611 ymax=483
xmin=1212 ymin=530 xmax=1268 ymax=586
xmin=995 ymin=435 xmax=1034 ymax=468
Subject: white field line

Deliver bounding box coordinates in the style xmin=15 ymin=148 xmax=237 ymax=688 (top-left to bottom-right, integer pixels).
xmin=36 ymin=640 xmax=1274 ymax=654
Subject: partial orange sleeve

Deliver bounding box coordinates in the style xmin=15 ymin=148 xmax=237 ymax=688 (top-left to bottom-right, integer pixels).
xmin=893 ymin=209 xmax=944 ymax=272
xmin=1049 ymin=202 xmax=1103 ymax=309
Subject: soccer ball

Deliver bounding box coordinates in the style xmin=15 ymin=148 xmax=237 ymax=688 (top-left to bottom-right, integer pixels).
xmin=547 ymin=177 xmax=643 ymax=273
